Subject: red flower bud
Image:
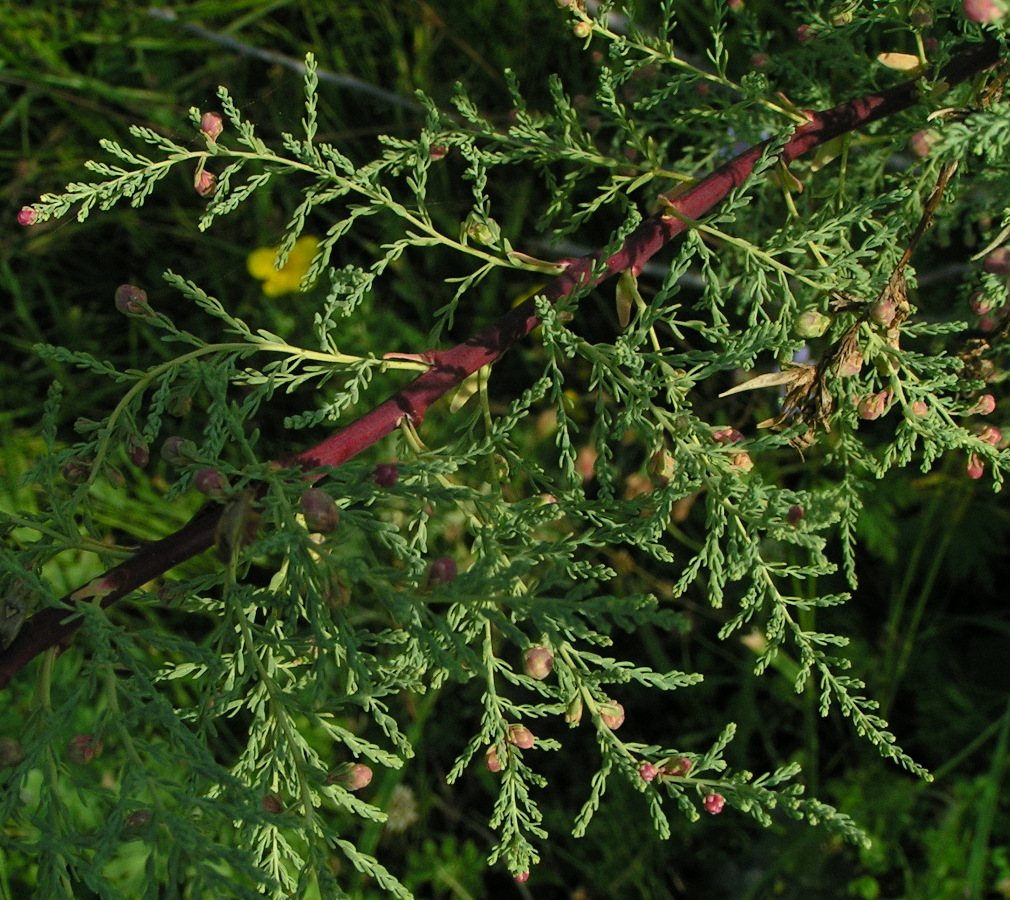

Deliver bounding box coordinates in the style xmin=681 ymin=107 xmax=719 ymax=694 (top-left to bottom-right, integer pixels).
xmin=661 ymin=757 xmax=693 ymax=778
xmin=328 ymin=762 xmax=373 ymax=791
xmin=128 ymin=436 xmax=150 ymax=468
xmin=514 ymin=872 xmax=530 ymax=884
xmin=909 ymin=130 xmax=936 ymax=158
xmin=787 ymin=505 xmax=804 ymax=526
xmin=262 ymin=793 xmax=284 ymax=814
xmin=967 ymin=452 xmax=985 ymax=480
xmin=712 ymin=428 xmax=744 ymax=444
xmin=970 ymin=394 xmax=997 ymax=416
xmin=984 ymin=247 xmax=1010 ymax=276
xmin=17 ymin=206 xmax=37 ymax=226
xmin=62 ymin=456 xmax=91 ymax=485
xmin=300 ymin=487 xmax=339 ymax=533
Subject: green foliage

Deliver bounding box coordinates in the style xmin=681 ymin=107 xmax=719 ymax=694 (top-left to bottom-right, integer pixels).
xmin=3 ymin=1 xmax=1010 ymax=897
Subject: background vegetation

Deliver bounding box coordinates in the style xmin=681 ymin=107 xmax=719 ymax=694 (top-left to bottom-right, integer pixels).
xmin=2 ymin=1 xmax=1009 ymax=898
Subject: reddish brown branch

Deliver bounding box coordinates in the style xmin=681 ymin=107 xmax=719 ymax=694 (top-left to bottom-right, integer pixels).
xmin=0 ymin=38 xmax=999 ymax=690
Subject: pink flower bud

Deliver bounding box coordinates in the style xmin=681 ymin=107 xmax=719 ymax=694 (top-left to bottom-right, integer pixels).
xmin=195 ymin=468 xmax=229 ymax=499
xmin=328 ymin=763 xmax=373 ymax=791
xmin=17 ymin=207 xmax=37 ymax=226
xmin=199 ymin=111 xmax=223 ymax=142
xmin=984 ymin=247 xmax=1010 ymax=276
xmin=600 ymin=701 xmax=625 ymax=730
xmin=730 ymin=452 xmax=754 ymax=472
xmin=194 ymin=168 xmax=216 ymax=197
xmin=427 ymin=557 xmax=457 ymax=586
xmin=978 ymin=424 xmax=1003 ymax=445
xmin=869 ymin=297 xmax=897 ymax=328
xmin=639 ymin=762 xmax=659 ymax=782
xmin=787 ymin=505 xmax=804 ymax=525
xmin=970 ymin=394 xmax=996 ymax=415
xmin=514 ymin=872 xmax=530 ymax=884
xmin=909 ymin=130 xmax=937 ymax=158
xmin=967 ymin=452 xmax=985 ymax=479
xmin=300 ymin=488 xmax=339 ymax=533
xmin=750 ymin=52 xmax=769 ymax=68
xmin=704 ymin=793 xmax=726 ymax=815
xmin=371 ymin=463 xmax=399 ymax=487
xmin=128 ymin=436 xmax=150 ymax=468
xmin=125 ymin=810 xmax=152 ymax=829
xmin=485 ymin=746 xmax=502 ymax=772
xmin=963 ymin=0 xmax=1007 ymax=23
xmin=712 ymin=428 xmax=744 ymax=444
xmin=572 ymin=20 xmax=592 ymax=38
xmin=67 ymin=734 xmax=103 ymax=765
xmin=429 ymin=144 xmax=448 ymax=161
xmin=857 ymin=391 xmax=889 ymax=421
xmin=115 ymin=284 xmax=154 ymax=318
xmin=795 ymin=24 xmax=813 ymax=42
xmin=523 ymin=646 xmax=554 ymax=680
xmin=911 ymin=400 xmax=929 ymax=416
xmin=507 ymin=724 xmax=535 ymax=749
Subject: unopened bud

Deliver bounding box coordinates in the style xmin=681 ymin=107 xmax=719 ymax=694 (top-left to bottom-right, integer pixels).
xmin=565 ymin=695 xmax=583 ymax=725
xmin=869 ymin=297 xmax=897 ymax=328
xmin=161 ymin=436 xmax=197 ymax=466
xmin=978 ymin=424 xmax=1002 ymax=445
xmin=704 ymin=793 xmax=726 ymax=814
xmin=793 ymin=310 xmax=831 ymax=339
xmin=62 ymin=456 xmax=91 ymax=485
xmin=712 ymin=428 xmax=744 ymax=445
xmin=572 ymin=20 xmax=592 ymax=38
xmin=485 ymin=746 xmax=503 ymax=772
xmin=125 ymin=809 xmax=152 ymax=829
xmin=730 ymin=452 xmax=754 ymax=472
xmin=523 ymin=646 xmax=554 ymax=680
xmin=514 ymin=872 xmax=530 ymax=884
xmin=787 ymin=505 xmax=804 ymax=525
xmin=115 ymin=284 xmax=154 ymax=318
xmin=599 ymin=701 xmax=625 ymax=730
xmin=262 ymin=793 xmax=284 ymax=814
xmin=128 ymin=436 xmax=150 ymax=468
xmin=194 ymin=468 xmax=229 ymax=499
xmin=639 ymin=761 xmax=659 ymax=782
xmin=17 ymin=206 xmax=37 ymax=226
xmin=662 ymin=757 xmax=693 ymax=778
xmin=970 ymin=394 xmax=996 ymax=415
xmin=427 ymin=557 xmax=457 ymax=586
xmin=984 ymin=247 xmax=1010 ymax=276
xmin=857 ymin=391 xmax=889 ymax=421
xmin=963 ymin=0 xmax=1007 ymax=24
xmin=300 ymin=488 xmax=339 ymax=533
xmin=67 ymin=734 xmax=103 ymax=765
xmin=328 ymin=762 xmax=373 ymax=791
xmin=967 ymin=452 xmax=985 ymax=479
xmin=0 ymin=738 xmax=24 ymax=768
xmin=507 ymin=724 xmax=535 ymax=749
xmin=371 ymin=463 xmax=399 ymax=487
xmin=194 ymin=168 xmax=216 ymax=197
xmin=910 ymin=130 xmax=936 ymax=158
xmin=199 ymin=111 xmax=223 ymax=142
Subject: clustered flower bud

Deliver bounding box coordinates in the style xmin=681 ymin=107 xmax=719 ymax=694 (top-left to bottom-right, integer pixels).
xmin=300 ymin=487 xmax=339 ymax=533
xmin=67 ymin=734 xmax=103 ymax=765
xmin=507 ymin=724 xmax=535 ymax=749
xmin=17 ymin=207 xmax=37 ymax=226
xmin=62 ymin=456 xmax=91 ymax=485
xmin=523 ymin=646 xmax=554 ymax=680
xmin=115 ymin=284 xmax=155 ymax=318
xmin=704 ymin=792 xmax=726 ymax=815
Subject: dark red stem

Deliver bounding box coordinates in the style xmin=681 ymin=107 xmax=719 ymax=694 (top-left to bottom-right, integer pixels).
xmin=0 ymin=38 xmax=999 ymax=690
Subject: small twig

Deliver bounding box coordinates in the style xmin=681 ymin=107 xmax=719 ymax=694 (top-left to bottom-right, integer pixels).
xmin=0 ymin=37 xmax=999 ymax=690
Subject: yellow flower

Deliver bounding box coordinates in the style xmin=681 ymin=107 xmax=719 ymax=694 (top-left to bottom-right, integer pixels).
xmin=246 ymin=235 xmax=319 ymax=297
